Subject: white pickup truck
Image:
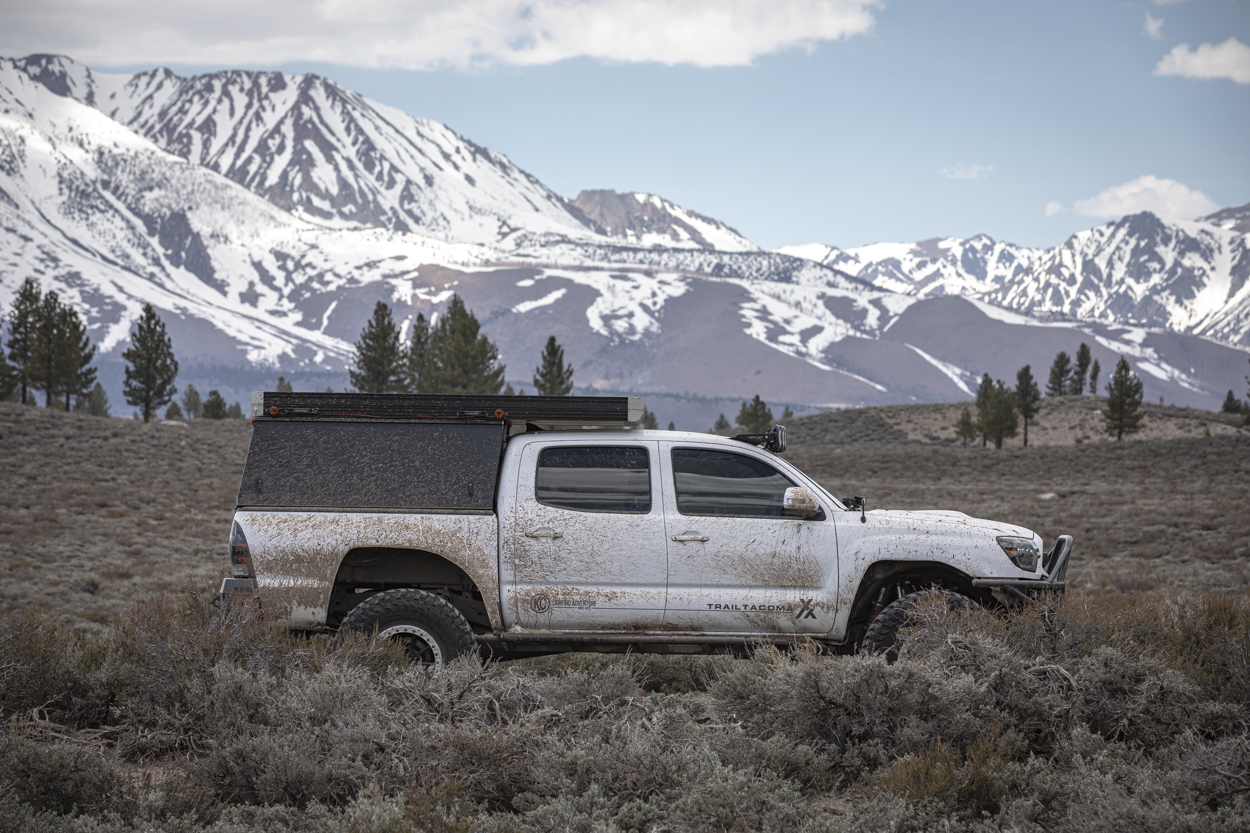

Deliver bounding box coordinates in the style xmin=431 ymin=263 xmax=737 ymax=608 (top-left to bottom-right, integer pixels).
xmin=221 ymin=393 xmax=1071 ymax=666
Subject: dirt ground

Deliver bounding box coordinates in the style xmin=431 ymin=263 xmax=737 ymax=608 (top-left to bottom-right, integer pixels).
xmin=2 ymin=396 xmax=1247 ymax=629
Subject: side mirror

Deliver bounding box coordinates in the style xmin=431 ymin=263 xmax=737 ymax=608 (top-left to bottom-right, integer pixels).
xmin=782 ymin=486 xmax=821 ymax=519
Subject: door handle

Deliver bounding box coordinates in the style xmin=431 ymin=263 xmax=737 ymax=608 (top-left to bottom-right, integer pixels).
xmin=525 ymin=527 xmax=563 ymax=539
xmin=671 ymin=532 xmax=709 ymax=542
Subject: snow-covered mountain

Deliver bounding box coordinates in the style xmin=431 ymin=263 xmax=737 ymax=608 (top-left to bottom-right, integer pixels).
xmin=780 ymin=208 xmax=1250 ymax=348
xmin=570 ymin=190 xmax=757 ymax=252
xmin=2 ymin=53 xmax=1247 ymax=423
xmin=10 ymin=53 xmax=604 ymax=248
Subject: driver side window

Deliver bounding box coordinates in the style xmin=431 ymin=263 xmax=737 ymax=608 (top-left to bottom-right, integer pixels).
xmin=671 ymin=448 xmax=794 ymax=517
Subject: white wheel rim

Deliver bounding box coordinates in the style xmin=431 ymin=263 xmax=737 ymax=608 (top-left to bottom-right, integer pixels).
xmin=378 ymin=624 xmax=444 ymax=668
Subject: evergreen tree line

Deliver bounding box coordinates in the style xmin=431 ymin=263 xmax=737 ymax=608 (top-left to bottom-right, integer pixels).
xmin=349 ymin=295 xmax=577 ymax=398
xmin=1220 ymin=358 xmax=1250 ymax=424
xmin=1 ymin=279 xmax=97 ymax=410
xmin=1 ymin=279 xmax=249 ymax=422
xmin=163 ymin=384 xmax=243 ymax=421
xmin=956 ymin=343 xmax=1146 ymax=448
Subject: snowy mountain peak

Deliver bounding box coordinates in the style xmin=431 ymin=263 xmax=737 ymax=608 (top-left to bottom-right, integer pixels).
xmin=1199 ymin=201 xmax=1250 ymax=235
xmin=11 ymin=55 xmax=600 ymax=248
xmin=780 ymin=207 xmax=1250 ymax=347
xmin=570 ymin=189 xmax=758 ymax=252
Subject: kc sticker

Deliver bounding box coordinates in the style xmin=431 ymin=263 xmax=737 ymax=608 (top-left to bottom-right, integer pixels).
xmin=531 ymin=593 xmax=552 ymax=613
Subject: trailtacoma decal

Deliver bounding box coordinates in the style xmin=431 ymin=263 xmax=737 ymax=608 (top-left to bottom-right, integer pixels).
xmin=705 ymin=603 xmax=794 ymax=612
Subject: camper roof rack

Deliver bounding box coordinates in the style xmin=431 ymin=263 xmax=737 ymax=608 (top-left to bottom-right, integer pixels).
xmin=250 ymin=392 xmax=645 ymax=428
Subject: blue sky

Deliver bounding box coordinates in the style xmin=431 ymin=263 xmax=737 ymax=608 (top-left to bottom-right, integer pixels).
xmin=6 ymin=0 xmax=1248 ymax=250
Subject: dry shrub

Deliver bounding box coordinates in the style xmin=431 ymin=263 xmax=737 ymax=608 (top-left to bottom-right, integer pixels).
xmin=626 ymin=653 xmax=736 ymax=694
xmin=0 ymin=729 xmax=126 ymax=816
xmin=0 ymin=607 xmax=107 ymax=726
xmin=709 ymin=647 xmax=995 ymax=775
xmin=870 ymin=729 xmax=1022 ymax=818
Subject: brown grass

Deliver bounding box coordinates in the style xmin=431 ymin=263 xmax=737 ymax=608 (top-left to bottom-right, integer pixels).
xmin=0 ymin=403 xmax=251 ymax=630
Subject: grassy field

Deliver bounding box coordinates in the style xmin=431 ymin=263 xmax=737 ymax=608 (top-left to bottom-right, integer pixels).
xmin=0 ymin=403 xmax=249 ymax=630
xmin=0 ymin=398 xmax=1248 ymax=831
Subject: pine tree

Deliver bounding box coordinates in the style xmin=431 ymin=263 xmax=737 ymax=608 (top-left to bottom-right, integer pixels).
xmin=6 ymin=278 xmax=43 ymax=405
xmin=52 ymin=301 xmax=96 ymax=411
xmin=781 ymin=405 xmax=794 ymax=420
xmin=73 ymin=382 xmax=110 ymax=417
xmin=122 ymin=304 xmax=179 ymax=423
xmin=30 ymin=291 xmax=61 ymax=407
xmin=181 ymin=384 xmax=202 ymax=419
xmin=1046 ymin=351 xmax=1071 ymax=398
xmin=667 ymin=421 xmax=676 ymax=431
xmin=350 ymin=301 xmax=405 ymax=393
xmin=533 ymin=335 xmax=574 ymax=396
xmin=955 ymin=405 xmax=977 ymax=447
xmin=736 ymin=395 xmax=774 ymax=433
xmin=276 ymin=376 xmax=294 ymax=392
xmin=406 ymin=312 xmax=431 ymax=391
xmin=418 ymin=296 xmax=505 ymax=394
xmin=1014 ymin=364 xmax=1041 ymax=447
xmin=1089 ymin=358 xmax=1101 ymax=396
xmin=227 ymin=401 xmax=244 ymax=419
xmin=984 ymin=380 xmax=1020 ymax=450
xmin=503 ymin=383 xmax=516 ymax=396
xmin=1102 ymin=356 xmax=1144 ymax=441
xmin=1070 ymin=343 xmax=1092 ymax=395
xmin=712 ymin=413 xmax=731 ymax=433
xmin=1223 ymin=390 xmax=1243 ymax=414
xmin=0 ymin=330 xmax=16 ymax=401
xmin=165 ymin=401 xmax=183 ymax=420
xmin=640 ymin=407 xmax=658 ymax=430
xmin=202 ymin=390 xmax=228 ymax=419
xmin=974 ymin=373 xmax=993 ymax=447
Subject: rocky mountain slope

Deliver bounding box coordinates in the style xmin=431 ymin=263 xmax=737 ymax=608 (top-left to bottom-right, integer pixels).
xmin=779 ymin=208 xmax=1250 ymax=349
xmin=2 ymin=53 xmax=1247 ymax=425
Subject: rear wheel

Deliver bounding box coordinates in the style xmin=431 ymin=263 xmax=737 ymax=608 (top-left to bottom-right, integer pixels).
xmin=860 ymin=588 xmax=976 ymax=662
xmin=338 ymin=588 xmax=477 ymax=670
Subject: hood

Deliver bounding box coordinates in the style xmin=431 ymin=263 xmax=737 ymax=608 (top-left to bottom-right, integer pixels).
xmin=865 ymin=509 xmax=1037 ymax=541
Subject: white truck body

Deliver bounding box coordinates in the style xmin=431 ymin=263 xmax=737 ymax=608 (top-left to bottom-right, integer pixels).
xmin=228 ymin=427 xmax=1068 ymax=653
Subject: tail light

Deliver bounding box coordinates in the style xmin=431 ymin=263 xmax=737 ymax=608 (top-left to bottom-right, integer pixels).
xmin=230 ymin=521 xmax=253 ymax=577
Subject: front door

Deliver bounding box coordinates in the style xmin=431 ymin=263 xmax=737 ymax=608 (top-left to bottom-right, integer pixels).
xmin=659 ymin=443 xmax=835 ymax=634
xmin=509 ymin=440 xmax=668 ymax=631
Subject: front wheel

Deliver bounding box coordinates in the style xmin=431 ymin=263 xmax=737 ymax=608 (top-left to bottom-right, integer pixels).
xmin=338 ymin=588 xmax=477 ymax=670
xmin=860 ymin=588 xmax=977 ymax=662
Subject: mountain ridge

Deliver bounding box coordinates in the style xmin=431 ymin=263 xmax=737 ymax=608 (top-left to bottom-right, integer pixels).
xmin=779 ymin=206 xmax=1250 ymax=348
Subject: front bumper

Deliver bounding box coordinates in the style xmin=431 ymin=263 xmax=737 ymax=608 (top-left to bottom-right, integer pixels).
xmin=970 ymin=534 xmax=1073 ymax=598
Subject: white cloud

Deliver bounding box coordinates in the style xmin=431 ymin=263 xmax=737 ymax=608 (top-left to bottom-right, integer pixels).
xmin=1044 ymin=201 xmax=1064 ymax=217
xmin=1071 ymin=176 xmax=1219 ymax=221
xmin=1153 ymin=37 xmax=1250 ymax=85
xmin=0 ymin=0 xmax=881 ymax=70
xmin=1143 ymin=12 xmax=1163 ymax=41
xmin=938 ymin=162 xmax=993 ymax=181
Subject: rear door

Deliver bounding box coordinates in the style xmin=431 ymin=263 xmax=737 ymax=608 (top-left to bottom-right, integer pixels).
xmin=659 ymin=442 xmax=835 ymax=634
xmin=508 ymin=440 xmax=668 ymax=631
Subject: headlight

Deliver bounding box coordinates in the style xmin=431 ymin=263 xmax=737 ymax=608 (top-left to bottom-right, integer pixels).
xmin=997 ymin=536 xmax=1039 ymax=572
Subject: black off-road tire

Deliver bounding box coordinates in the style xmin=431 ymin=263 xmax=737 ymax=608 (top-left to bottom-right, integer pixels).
xmin=338 ymin=588 xmax=477 ymax=669
xmin=860 ymin=588 xmax=976 ymax=663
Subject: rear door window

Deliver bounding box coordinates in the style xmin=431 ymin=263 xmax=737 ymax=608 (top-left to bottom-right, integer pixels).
xmin=671 ymin=448 xmax=794 ymax=517
xmin=536 ymin=446 xmax=652 ymax=513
